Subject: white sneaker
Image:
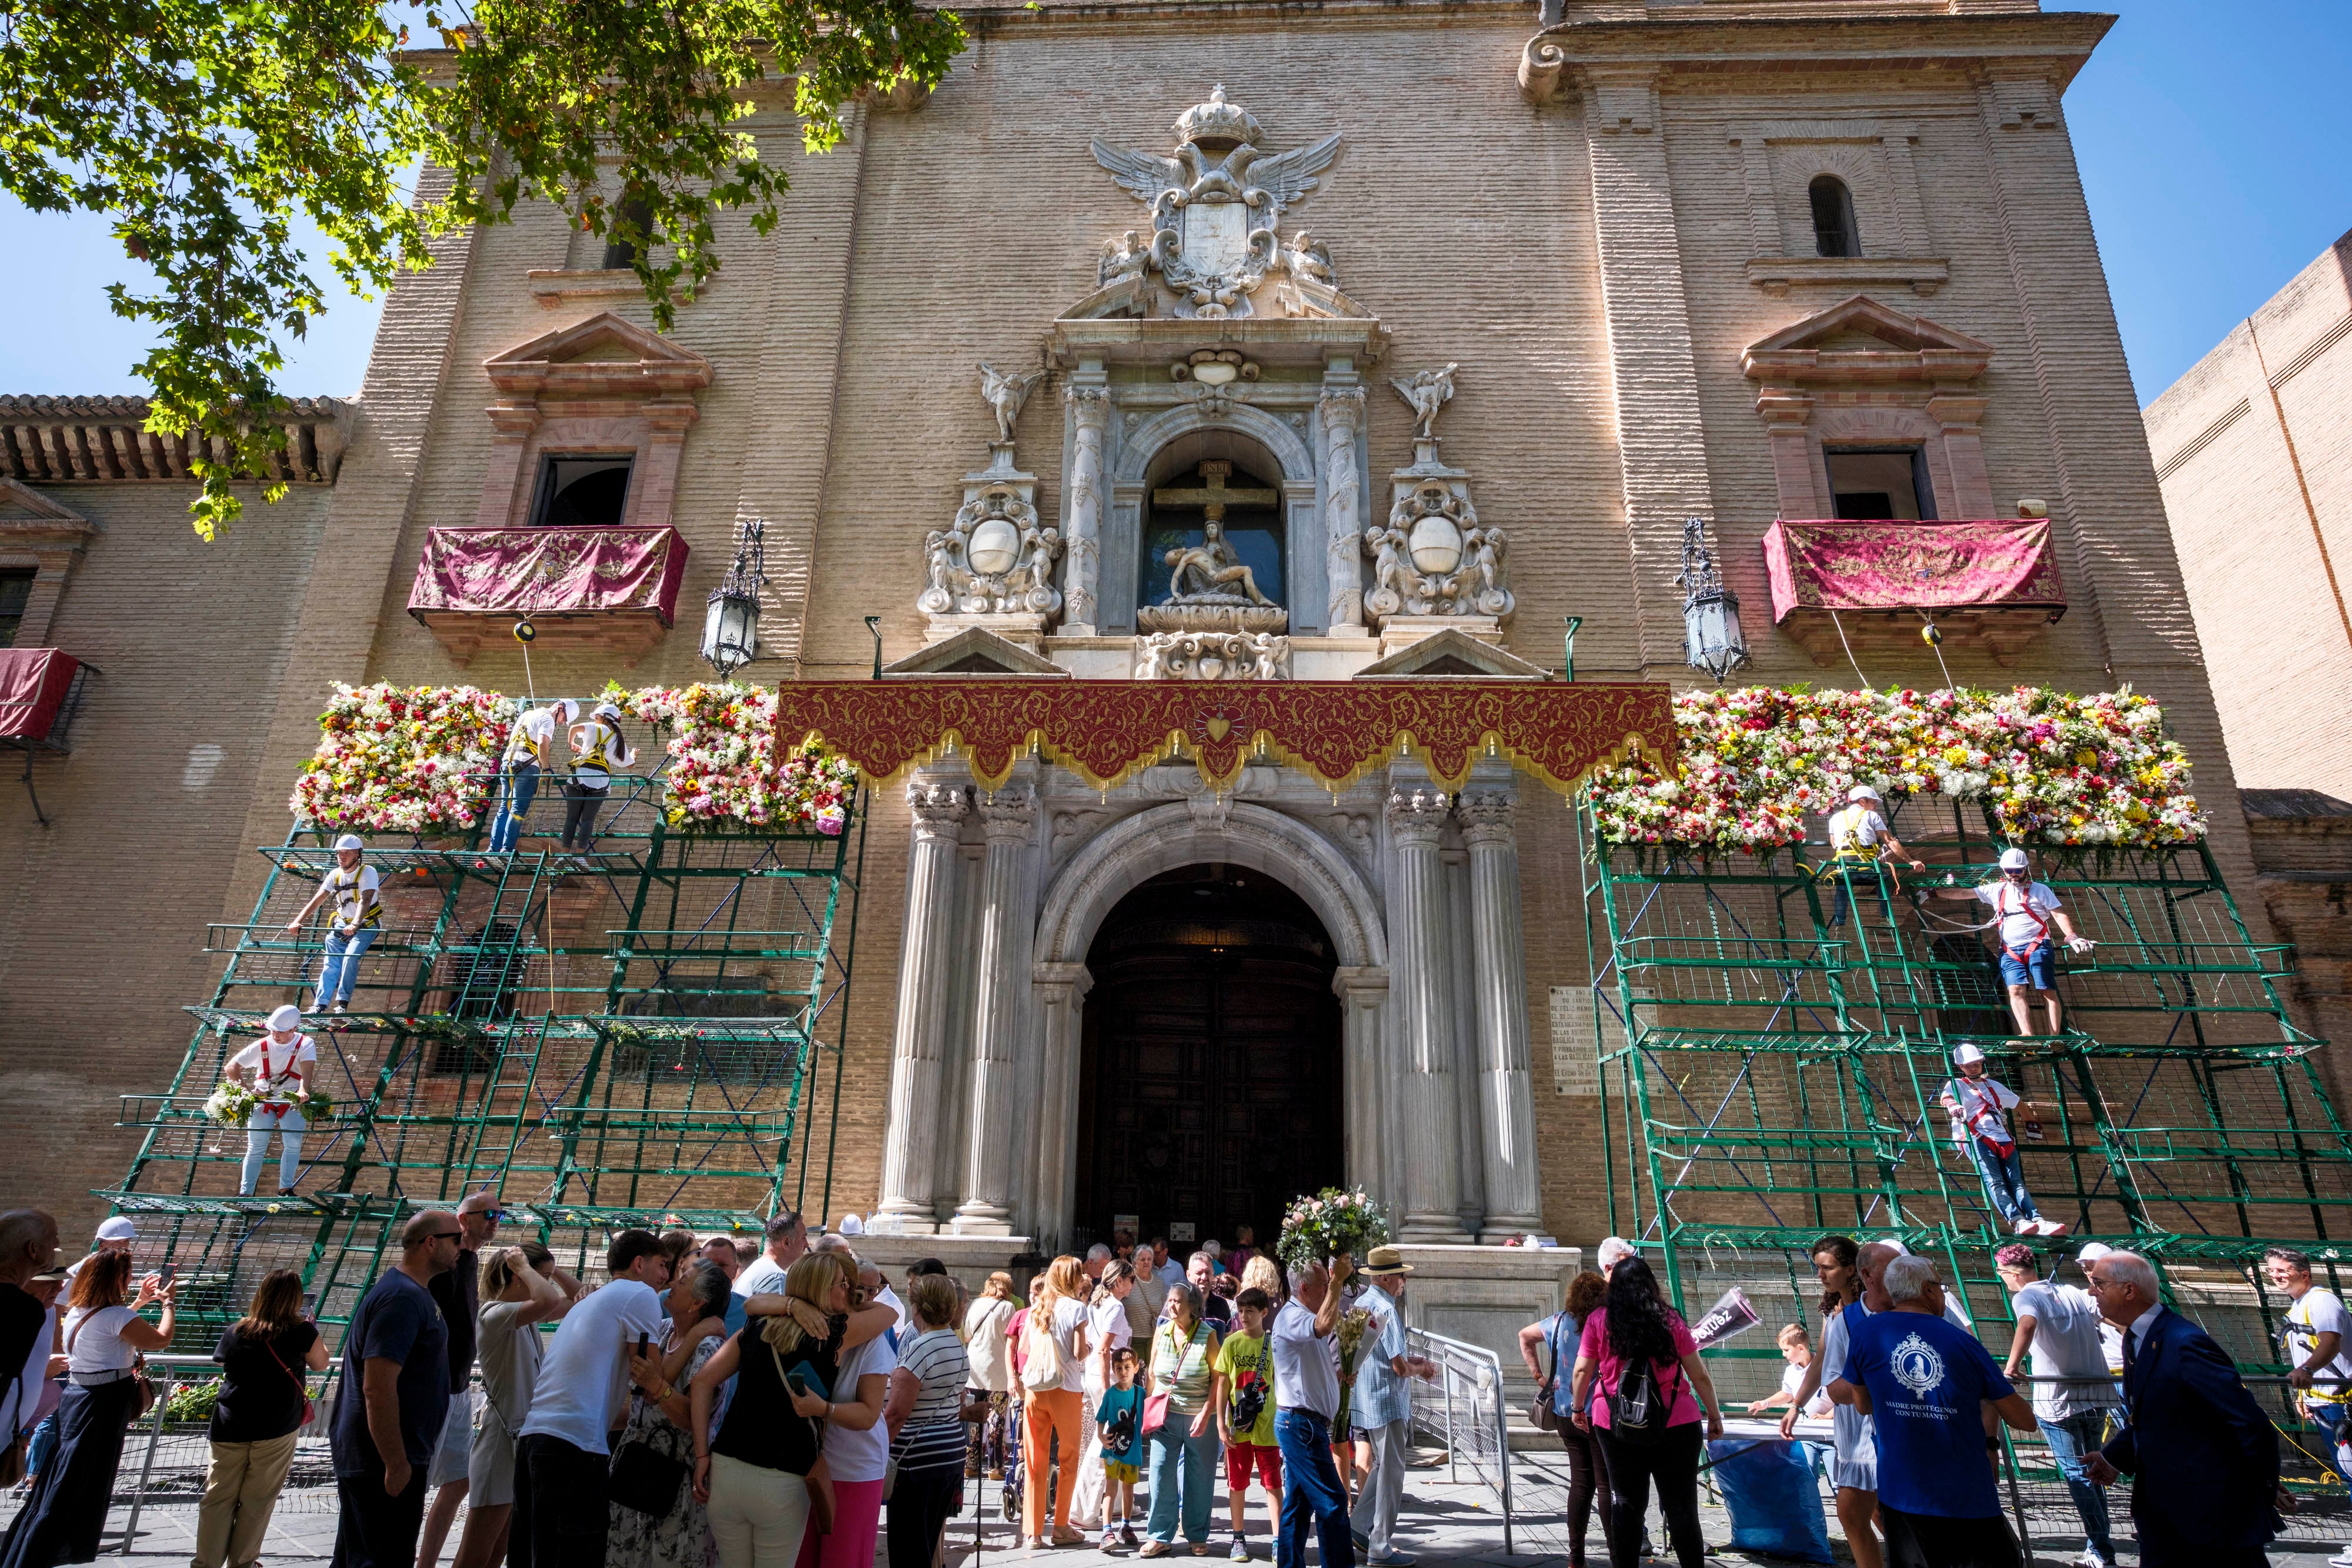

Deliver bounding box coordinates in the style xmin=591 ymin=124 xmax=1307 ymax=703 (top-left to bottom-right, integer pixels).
xmin=2035 ymin=1218 xmax=2071 ymax=1236
xmin=2078 ymin=1552 xmax=2110 ymax=1568
xmin=2013 ymin=1218 xmax=2039 ymax=1235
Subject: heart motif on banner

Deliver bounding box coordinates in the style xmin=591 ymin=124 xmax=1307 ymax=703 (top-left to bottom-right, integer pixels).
xmin=1205 ymin=716 xmax=1232 ymax=741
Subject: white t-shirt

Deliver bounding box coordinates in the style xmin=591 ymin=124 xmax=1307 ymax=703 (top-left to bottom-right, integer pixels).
xmin=1090 ymin=1295 xmax=1134 ymax=1356
xmin=1271 ymin=1299 xmax=1341 ymax=1421
xmin=1827 ymin=805 xmax=1890 ymax=855
xmin=1975 ymin=880 xmax=2063 ymax=950
xmin=63 ymin=1305 xmax=139 ymax=1375
xmin=1779 ymin=1359 xmax=1830 ymax=1417
xmin=2287 ymin=1288 xmax=2352 ymax=1399
xmin=4 ymin=1303 xmax=55 ymax=1433
xmin=506 ymin=707 xmax=558 ymax=765
xmin=230 ymin=1036 xmax=317 ymax=1096
xmin=515 ymin=1279 xmax=663 ymax=1456
xmin=963 ymin=1296 xmax=1014 ymax=1392
xmin=323 ymin=865 xmax=382 ymax=934
xmin=2014 ymin=1281 xmax=2119 ymax=1419
xmin=1942 ymin=1075 xmax=2020 ymax=1148
xmin=1047 ymin=1298 xmax=1088 ymax=1393
xmin=878 ymin=1284 xmax=908 ymax=1335
xmin=826 ymin=1330 xmax=900 ymax=1483
xmin=732 ymin=1252 xmax=788 ymax=1299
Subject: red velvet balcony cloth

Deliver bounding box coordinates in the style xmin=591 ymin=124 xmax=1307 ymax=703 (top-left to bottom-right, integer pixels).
xmin=1762 ymin=519 xmax=2066 ymax=621
xmin=0 ymin=648 xmax=80 ymax=740
xmin=407 ymin=525 xmax=687 ymax=623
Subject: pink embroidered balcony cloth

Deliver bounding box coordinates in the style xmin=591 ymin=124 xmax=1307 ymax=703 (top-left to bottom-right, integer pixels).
xmin=1762 ymin=519 xmax=2066 ymax=622
xmin=408 ymin=524 xmax=687 ymax=622
xmin=0 ymin=648 xmax=82 ymax=741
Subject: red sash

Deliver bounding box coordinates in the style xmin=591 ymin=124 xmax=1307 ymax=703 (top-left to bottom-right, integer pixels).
xmin=1954 ymin=1077 xmax=2016 ymax=1155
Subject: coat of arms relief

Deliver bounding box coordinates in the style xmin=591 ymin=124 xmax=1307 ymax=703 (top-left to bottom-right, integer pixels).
xmin=1090 ymin=86 xmax=1344 ymax=320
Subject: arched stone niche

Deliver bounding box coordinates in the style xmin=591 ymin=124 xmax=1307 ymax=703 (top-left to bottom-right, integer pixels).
xmin=1110 ymin=409 xmax=1320 ymax=633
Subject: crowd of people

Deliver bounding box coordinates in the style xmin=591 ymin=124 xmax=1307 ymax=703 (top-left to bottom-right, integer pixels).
xmin=1518 ymin=1231 xmax=2337 ymax=1568
xmin=4 ymin=1202 xmax=2345 ymax=1568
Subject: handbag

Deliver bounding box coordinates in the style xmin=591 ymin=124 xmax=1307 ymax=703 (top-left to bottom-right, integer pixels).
xmin=609 ymin=1438 xmax=689 ymax=1516
xmin=1024 ymin=1310 xmax=1065 ymax=1388
xmin=261 ymin=1332 xmax=315 ymax=1429
xmin=1528 ymin=1313 xmax=1568 ymax=1434
xmin=763 ymin=1338 xmax=838 ymax=1529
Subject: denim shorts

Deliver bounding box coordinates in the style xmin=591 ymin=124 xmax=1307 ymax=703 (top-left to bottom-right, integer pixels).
xmin=1999 ymin=944 xmax=2057 ymax=990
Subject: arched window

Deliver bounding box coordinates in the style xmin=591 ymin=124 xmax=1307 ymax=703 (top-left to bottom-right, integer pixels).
xmin=1809 ymin=176 xmax=1860 ymax=259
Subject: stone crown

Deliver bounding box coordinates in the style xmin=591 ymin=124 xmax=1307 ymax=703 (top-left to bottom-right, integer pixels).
xmin=1175 ymin=85 xmax=1262 ymax=149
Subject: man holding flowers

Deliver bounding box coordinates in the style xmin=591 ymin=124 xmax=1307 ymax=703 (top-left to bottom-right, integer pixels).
xmin=226 ymin=1004 xmax=323 ymax=1197
xmin=1271 ymin=1255 xmax=1354 ymax=1568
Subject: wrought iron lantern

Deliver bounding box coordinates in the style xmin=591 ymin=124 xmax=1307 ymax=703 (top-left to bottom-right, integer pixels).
xmin=1676 ymin=514 xmax=1749 ymax=683
xmin=701 ymin=517 xmax=767 ymax=678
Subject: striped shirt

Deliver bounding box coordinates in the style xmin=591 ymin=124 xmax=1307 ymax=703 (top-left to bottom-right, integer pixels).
xmin=892 ymin=1329 xmax=970 ymax=1475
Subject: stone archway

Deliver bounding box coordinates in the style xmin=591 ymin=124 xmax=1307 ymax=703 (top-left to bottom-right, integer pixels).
xmin=1027 ymin=801 xmax=1390 ymax=1245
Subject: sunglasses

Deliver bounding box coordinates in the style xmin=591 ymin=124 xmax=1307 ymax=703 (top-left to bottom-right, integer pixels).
xmin=430 ymin=1229 xmax=465 ymax=1241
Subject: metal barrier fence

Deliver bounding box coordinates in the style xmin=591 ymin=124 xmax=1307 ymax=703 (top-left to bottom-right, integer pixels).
xmin=0 ymin=1356 xmax=354 ymax=1554
xmin=1404 ymin=1326 xmax=1515 ymax=1556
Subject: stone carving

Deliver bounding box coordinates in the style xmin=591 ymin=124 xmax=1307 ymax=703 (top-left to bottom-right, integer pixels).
xmin=1135 ymin=630 xmax=1289 ymax=680
xmin=1365 ymin=481 xmax=1513 ymax=620
xmin=907 ymin=781 xmax=970 ymax=838
xmin=1385 ymin=787 xmax=1452 ymax=848
xmin=1137 ymin=460 xmax=1288 ymax=634
xmin=1285 ymin=232 xmax=1335 ymax=285
xmin=980 ymin=363 xmax=1045 ymax=444
xmin=1091 ymin=86 xmax=1344 ymax=319
xmin=1063 ymin=387 xmax=1110 ymax=633
xmin=1390 ymin=363 xmax=1458 ymax=440
xmin=1319 ymin=387 xmax=1367 ymax=631
xmin=920 ymin=480 xmax=1064 ymax=617
xmin=1457 ymin=788 xmax=1516 ymax=845
xmin=977 ymin=784 xmax=1038 ymax=842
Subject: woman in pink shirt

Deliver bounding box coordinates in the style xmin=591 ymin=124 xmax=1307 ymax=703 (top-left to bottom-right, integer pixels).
xmin=1568 ymin=1259 xmax=1724 ymax=1568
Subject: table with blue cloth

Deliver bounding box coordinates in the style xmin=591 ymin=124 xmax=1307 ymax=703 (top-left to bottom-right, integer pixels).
xmin=1706 ymin=1417 xmax=1836 ymax=1565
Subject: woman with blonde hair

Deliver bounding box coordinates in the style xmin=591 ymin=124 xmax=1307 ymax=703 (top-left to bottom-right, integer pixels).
xmin=193 ymin=1269 xmax=329 ymax=1568
xmin=1020 ymin=1255 xmax=1093 ymax=1549
xmin=690 ymin=1252 xmax=892 ymax=1568
xmin=964 ymin=1271 xmax=1017 ymax=1480
xmin=1239 ymin=1255 xmax=1282 ymax=1305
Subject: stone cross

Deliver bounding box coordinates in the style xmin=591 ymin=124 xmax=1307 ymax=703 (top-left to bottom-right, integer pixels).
xmin=1151 ymin=460 xmax=1279 ymax=520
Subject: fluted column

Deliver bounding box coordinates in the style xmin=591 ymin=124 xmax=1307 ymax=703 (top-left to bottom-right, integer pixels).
xmin=874 ymin=782 xmax=970 ymax=1231
xmin=954 ymin=786 xmax=1037 ymax=1233
xmin=1461 ymin=788 xmax=1545 ymax=1238
xmin=1064 ymin=387 xmax=1110 ymax=635
xmin=1333 ymin=967 xmax=1391 ymax=1205
xmin=1030 ymin=961 xmax=1094 ymax=1246
xmin=1319 ymin=387 xmax=1368 ymax=633
xmin=1385 ymin=788 xmax=1472 ymax=1242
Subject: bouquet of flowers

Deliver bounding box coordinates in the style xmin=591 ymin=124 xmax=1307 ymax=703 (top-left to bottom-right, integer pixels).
xmin=290 ymin=1088 xmax=336 ymax=1121
xmin=1333 ymin=1303 xmax=1375 ymax=1432
xmin=289 ymin=683 xmax=515 ymax=834
xmin=1588 ymin=684 xmax=2205 ymax=852
xmin=1275 ymin=1186 xmax=1392 ymax=1272
xmin=203 ymin=1079 xmax=260 ymax=1128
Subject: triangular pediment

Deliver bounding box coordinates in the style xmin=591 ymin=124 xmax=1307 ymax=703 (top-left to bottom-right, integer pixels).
xmin=1353 ymin=627 xmax=1551 ymax=681
xmin=1743 ymin=295 xmax=1993 ymax=385
xmin=882 ymin=627 xmax=1069 ymax=678
xmin=0 ymin=477 xmax=97 ymax=539
xmin=484 ymin=311 xmax=713 ymax=396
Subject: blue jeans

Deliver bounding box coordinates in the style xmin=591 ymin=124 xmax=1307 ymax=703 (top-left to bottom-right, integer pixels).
xmin=26 ymin=1405 xmax=59 ymax=1477
xmin=1969 ymin=1135 xmax=2040 ymax=1225
xmin=1274 ymin=1409 xmax=1352 ymax=1568
xmin=1145 ymin=1415 xmax=1217 ymax=1544
xmin=313 ymin=925 xmax=379 ymax=1007
xmin=2038 ymin=1411 xmax=2116 ymax=1563
xmin=487 ymin=761 xmax=540 ymax=852
xmin=2304 ymin=1397 xmax=2347 ymax=1458
xmin=241 ymin=1105 xmax=309 ymax=1194
xmin=1826 ymin=861 xmax=1883 ymax=929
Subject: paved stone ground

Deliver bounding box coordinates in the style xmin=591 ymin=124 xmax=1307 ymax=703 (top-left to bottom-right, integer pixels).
xmin=13 ymin=1446 xmax=2348 ymax=1568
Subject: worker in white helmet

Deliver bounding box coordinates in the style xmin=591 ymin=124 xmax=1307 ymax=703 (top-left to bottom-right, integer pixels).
xmin=1822 ymin=784 xmax=1925 ymax=929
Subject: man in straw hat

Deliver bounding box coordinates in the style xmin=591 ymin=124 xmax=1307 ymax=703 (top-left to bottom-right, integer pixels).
xmin=1349 ymin=1248 xmax=1436 ymax=1567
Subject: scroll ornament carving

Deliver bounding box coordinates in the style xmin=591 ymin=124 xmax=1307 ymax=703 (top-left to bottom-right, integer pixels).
xmin=1135 ymin=630 xmax=1290 ymax=681
xmin=1365 ymin=481 xmax=1513 ymax=620
xmin=1321 ymin=387 xmax=1368 ymax=629
xmin=1457 ymin=788 xmax=1516 ymax=846
xmin=978 ymin=784 xmax=1038 ymax=841
xmin=907 ymin=781 xmax=970 ymax=838
xmin=919 ymin=483 xmax=1064 ymax=618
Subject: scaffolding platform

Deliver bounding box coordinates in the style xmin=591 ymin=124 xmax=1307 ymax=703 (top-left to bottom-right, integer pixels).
xmin=108 ymin=768 xmax=869 ymax=1338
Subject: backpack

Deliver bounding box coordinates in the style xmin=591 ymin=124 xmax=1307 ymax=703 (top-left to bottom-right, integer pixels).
xmin=1024 ymin=1309 xmax=1065 ymax=1388
xmin=1608 ymin=1355 xmax=1684 ymax=1442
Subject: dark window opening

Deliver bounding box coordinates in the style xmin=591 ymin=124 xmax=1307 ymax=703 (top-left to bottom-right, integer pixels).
xmin=1809 ymin=176 xmax=1860 ymax=259
xmin=531 ymin=454 xmax=634 ymax=529
xmin=1825 ymin=447 xmax=1935 ymax=520
xmin=0 ymin=569 xmax=33 ymax=647
xmin=600 ymin=193 xmax=657 ymax=272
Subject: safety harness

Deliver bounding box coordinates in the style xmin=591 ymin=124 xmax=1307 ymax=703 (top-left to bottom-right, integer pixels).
xmin=1993 ymin=878 xmax=2055 ymax=968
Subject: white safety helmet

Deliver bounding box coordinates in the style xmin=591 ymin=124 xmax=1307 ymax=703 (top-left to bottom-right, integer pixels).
xmin=1847 ymin=784 xmax=1881 ymax=803
xmin=1952 ymin=1042 xmax=1986 ymax=1067
xmin=594 ymin=701 xmax=623 ymax=722
xmin=1998 ymin=847 xmax=2030 ymax=872
xmin=333 ymin=833 xmax=365 ymax=852
xmin=267 ymin=1003 xmax=305 ymax=1034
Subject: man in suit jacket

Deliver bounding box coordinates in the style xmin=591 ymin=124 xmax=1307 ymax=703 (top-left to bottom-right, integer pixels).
xmin=2082 ymin=1251 xmax=2279 ymax=1568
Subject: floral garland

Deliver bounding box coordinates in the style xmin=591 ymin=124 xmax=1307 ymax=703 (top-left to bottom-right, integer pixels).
xmin=1588 ymin=685 xmax=2204 ymax=852
xmin=1275 ymin=1186 xmax=1394 ymax=1272
xmin=289 ymin=684 xmax=515 ymax=834
xmin=202 ymin=1080 xmax=333 ymax=1127
xmin=605 ymin=681 xmax=856 ymax=834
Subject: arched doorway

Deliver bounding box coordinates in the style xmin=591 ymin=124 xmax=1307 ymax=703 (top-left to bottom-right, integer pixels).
xmin=1073 ymin=864 xmax=1343 ymax=1252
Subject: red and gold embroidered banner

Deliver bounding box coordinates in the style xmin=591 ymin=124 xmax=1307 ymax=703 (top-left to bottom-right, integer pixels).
xmin=771 ymin=679 xmax=1676 ymax=797
xmin=1762 ymin=518 xmax=2066 ymax=620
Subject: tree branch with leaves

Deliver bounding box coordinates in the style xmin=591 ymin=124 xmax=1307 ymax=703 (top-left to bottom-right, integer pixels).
xmin=0 ymin=0 xmax=965 ymax=538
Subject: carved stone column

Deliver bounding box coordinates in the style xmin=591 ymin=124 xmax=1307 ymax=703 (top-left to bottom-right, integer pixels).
xmin=1064 ymin=387 xmax=1110 ymax=636
xmin=1333 ymin=967 xmax=1391 ymax=1205
xmin=1030 ymin=961 xmax=1095 ymax=1245
xmin=874 ymin=783 xmax=970 ymax=1231
xmin=1384 ymin=788 xmax=1472 ymax=1242
xmin=954 ymin=786 xmax=1037 ymax=1234
xmin=1319 ymin=387 xmax=1368 ymax=633
xmin=1460 ymin=788 xmax=1545 ymax=1239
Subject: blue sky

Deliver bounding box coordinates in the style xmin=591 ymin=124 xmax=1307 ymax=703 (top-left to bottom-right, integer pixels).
xmin=0 ymin=0 xmax=2346 ymax=407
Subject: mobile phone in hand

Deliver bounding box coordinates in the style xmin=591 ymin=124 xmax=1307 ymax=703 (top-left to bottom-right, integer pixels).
xmin=158 ymin=1263 xmax=176 ymax=1285
xmin=637 ymin=1332 xmax=652 ymax=1358
xmin=787 ymin=1373 xmax=811 ymax=1398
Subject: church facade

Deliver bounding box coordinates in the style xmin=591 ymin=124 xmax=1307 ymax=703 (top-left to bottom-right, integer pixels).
xmin=0 ymin=0 xmax=2269 ymax=1265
